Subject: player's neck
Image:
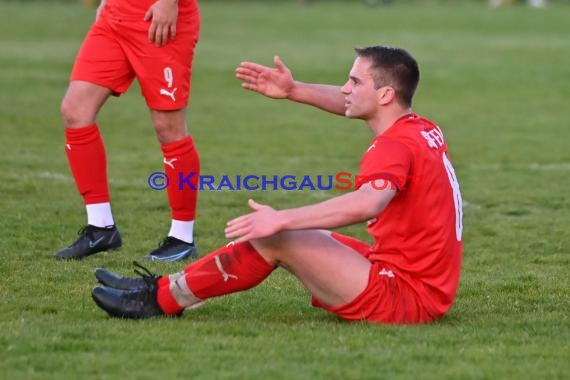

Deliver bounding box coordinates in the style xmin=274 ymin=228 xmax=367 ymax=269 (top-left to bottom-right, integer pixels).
xmin=368 ymin=107 xmax=413 ymax=136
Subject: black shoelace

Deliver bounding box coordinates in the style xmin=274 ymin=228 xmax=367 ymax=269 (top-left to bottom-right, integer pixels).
xmin=157 ymin=236 xmax=177 ymax=248
xmin=77 ymin=225 xmax=89 ymax=236
xmin=132 ymin=261 xmax=160 ymax=287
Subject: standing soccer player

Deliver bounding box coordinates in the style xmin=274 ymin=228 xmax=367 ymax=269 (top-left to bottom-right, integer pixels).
xmin=56 ymin=0 xmax=200 ymax=262
xmin=91 ymin=46 xmax=463 ymax=324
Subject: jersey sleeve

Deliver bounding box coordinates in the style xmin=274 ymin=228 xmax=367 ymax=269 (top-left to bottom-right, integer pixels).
xmin=356 ymin=137 xmax=414 ymax=191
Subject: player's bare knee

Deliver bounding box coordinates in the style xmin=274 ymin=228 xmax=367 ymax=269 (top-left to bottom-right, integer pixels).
xmin=250 ymin=231 xmax=299 ymax=262
xmin=151 ymin=110 xmax=187 ymax=144
xmin=60 ymin=97 xmax=82 ymax=127
xmin=251 ymin=231 xmax=285 ymax=249
xmin=60 ymin=96 xmax=95 ymax=128
xmin=249 ymin=235 xmax=282 ymax=263
xmin=154 ymin=123 xmax=188 ymax=145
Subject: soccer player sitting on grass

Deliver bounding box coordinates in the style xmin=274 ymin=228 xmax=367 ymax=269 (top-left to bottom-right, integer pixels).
xmin=91 ymin=45 xmax=464 ymax=324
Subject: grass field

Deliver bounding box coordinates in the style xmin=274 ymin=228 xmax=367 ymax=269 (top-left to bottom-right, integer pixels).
xmin=1 ymin=1 xmax=569 ymax=379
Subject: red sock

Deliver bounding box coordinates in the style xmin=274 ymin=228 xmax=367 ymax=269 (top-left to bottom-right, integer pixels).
xmin=157 ymin=242 xmax=275 ymax=314
xmin=65 ymin=124 xmax=109 ymax=204
xmin=161 ymin=136 xmax=200 ymax=221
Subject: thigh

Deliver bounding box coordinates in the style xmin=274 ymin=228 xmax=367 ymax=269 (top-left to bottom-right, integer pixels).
xmin=330 ymin=232 xmax=372 ymax=257
xmin=252 ymin=230 xmax=372 ymax=308
xmin=71 ymin=18 xmax=135 ymax=95
xmin=120 ymin=15 xmax=200 ymax=110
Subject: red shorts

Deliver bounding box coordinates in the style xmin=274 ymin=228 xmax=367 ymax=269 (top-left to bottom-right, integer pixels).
xmin=311 ymin=233 xmax=432 ymax=324
xmin=70 ymin=1 xmax=200 ymax=110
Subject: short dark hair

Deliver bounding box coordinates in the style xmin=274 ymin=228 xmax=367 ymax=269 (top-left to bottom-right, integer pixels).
xmin=354 ymin=46 xmax=420 ymax=107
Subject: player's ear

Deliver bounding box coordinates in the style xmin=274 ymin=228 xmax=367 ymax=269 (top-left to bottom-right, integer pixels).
xmin=377 ymin=86 xmax=396 ymax=106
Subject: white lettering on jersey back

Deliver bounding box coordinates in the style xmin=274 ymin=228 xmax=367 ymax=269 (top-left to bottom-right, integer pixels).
xmin=421 ymin=126 xmax=445 ymax=149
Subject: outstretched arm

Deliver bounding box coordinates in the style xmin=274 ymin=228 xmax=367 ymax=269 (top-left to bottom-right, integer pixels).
xmin=236 ymin=56 xmax=347 ymax=116
xmin=225 ymin=183 xmax=396 ymax=243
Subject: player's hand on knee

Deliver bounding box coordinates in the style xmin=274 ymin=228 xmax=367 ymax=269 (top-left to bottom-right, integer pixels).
xmin=225 ymin=199 xmax=282 ymax=243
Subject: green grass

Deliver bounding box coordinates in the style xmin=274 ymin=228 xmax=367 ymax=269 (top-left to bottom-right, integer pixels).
xmin=1 ymin=1 xmax=569 ymax=379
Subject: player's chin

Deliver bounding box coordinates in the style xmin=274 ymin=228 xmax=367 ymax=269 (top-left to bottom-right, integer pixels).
xmin=344 ymin=109 xmax=359 ymax=119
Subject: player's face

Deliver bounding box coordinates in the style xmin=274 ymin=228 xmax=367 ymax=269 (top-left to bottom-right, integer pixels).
xmin=341 ymin=57 xmax=380 ymax=120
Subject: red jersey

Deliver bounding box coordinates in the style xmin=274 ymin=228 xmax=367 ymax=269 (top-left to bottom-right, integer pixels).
xmin=357 ymin=113 xmax=463 ymax=319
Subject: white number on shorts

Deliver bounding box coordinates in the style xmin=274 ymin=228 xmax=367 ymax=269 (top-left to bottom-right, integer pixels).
xmin=163 ymin=67 xmax=174 ymax=88
xmin=442 ymin=152 xmax=463 ymax=241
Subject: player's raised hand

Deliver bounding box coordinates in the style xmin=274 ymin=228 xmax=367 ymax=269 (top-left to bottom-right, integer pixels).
xmin=236 ymin=56 xmax=294 ymax=99
xmin=144 ymin=0 xmax=178 ymax=47
xmin=225 ymin=199 xmax=283 ymax=243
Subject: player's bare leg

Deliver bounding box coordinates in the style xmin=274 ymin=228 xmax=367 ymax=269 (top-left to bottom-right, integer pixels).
xmin=252 ymin=230 xmax=372 ymax=307
xmin=146 ymin=108 xmax=200 ymax=262
xmin=55 ymin=81 xmax=121 ymax=260
xmin=61 ymin=80 xmax=112 ymax=128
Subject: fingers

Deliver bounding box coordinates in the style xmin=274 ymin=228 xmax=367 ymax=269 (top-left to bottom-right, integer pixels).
xmin=235 ymin=69 xmax=258 ymax=83
xmin=248 ymin=199 xmax=264 ymax=211
xmin=144 ymin=9 xmax=152 ymax=22
xmin=148 ymin=22 xmax=157 ymax=43
xmin=225 ymin=222 xmax=259 ymax=244
xmin=154 ymin=28 xmax=162 ymax=46
xmin=241 ymin=83 xmax=258 ymax=92
xmin=235 ymin=69 xmax=260 ymax=92
xmin=145 ymin=9 xmax=175 ymax=46
xmin=225 ymin=217 xmax=251 ymax=239
xmin=225 ymin=224 xmax=251 ymax=240
xmin=227 ymin=210 xmax=248 ymax=225
xmin=235 ymin=67 xmax=258 ymax=78
xmin=158 ymin=25 xmax=170 ymax=46
xmin=148 ymin=25 xmax=171 ymax=46
xmin=225 ymin=203 xmax=260 ymax=239
xmin=274 ymin=55 xmax=286 ymax=71
xmin=230 ymin=233 xmax=251 ymax=244
xmin=238 ymin=61 xmax=269 ymax=73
